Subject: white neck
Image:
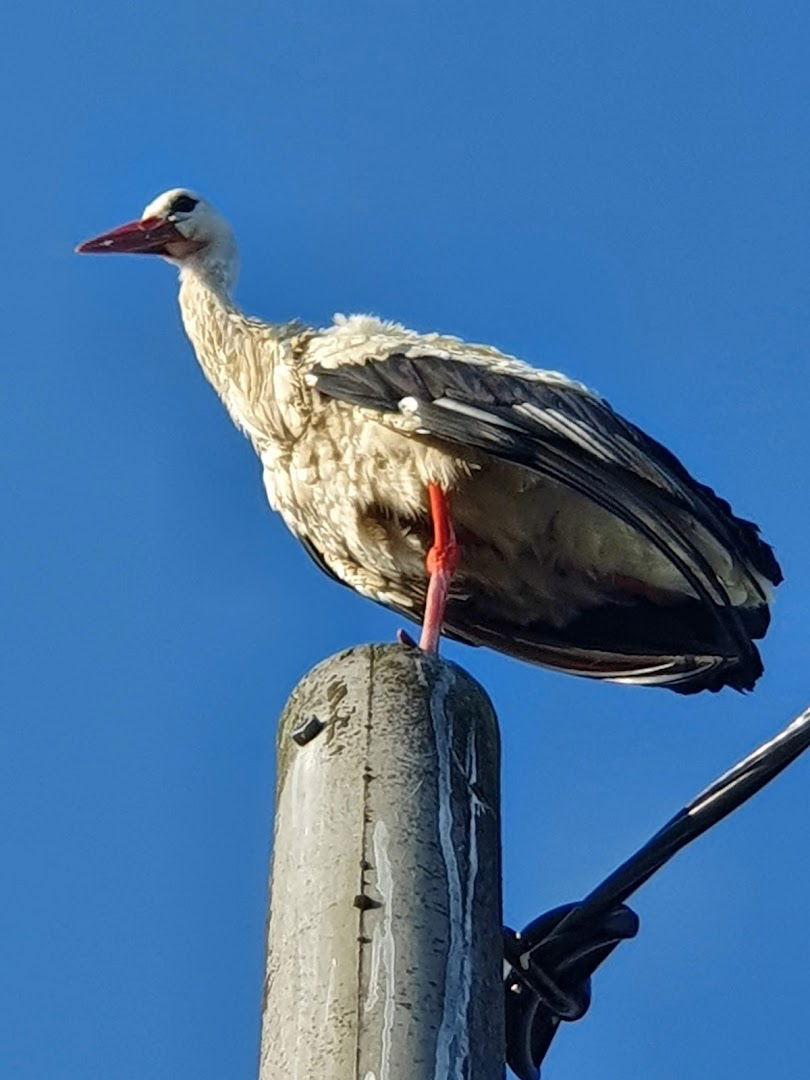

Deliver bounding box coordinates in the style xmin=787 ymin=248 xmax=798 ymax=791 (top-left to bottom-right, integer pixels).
xmin=179 ymin=245 xmax=238 ymax=297
xmin=177 ymin=262 xmax=239 ymax=388
xmin=175 ymin=259 xmax=297 ymax=447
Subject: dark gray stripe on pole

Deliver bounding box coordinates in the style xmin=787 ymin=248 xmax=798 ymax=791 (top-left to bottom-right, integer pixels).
xmin=259 ymin=644 xmax=503 ymax=1079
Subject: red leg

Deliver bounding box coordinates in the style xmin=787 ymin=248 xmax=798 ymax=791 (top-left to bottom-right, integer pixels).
xmin=419 ymin=484 xmax=460 ymax=653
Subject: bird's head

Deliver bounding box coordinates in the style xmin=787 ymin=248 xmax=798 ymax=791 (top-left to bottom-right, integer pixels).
xmin=76 ymin=188 xmax=238 ymax=285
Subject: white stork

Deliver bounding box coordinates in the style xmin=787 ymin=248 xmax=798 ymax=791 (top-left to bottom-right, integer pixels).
xmin=77 ymin=189 xmax=781 ymax=693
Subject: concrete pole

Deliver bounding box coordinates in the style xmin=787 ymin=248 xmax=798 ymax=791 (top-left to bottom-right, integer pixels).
xmin=258 ymin=644 xmax=503 ymax=1080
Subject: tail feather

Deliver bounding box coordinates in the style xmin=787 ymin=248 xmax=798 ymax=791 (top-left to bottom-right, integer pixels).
xmin=444 ymin=594 xmax=768 ymax=694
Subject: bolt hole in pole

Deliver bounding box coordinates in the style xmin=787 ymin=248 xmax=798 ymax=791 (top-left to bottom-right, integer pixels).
xmin=290 ymin=713 xmax=325 ymax=746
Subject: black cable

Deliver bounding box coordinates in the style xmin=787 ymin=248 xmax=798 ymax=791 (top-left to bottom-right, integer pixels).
xmin=504 ymin=704 xmax=810 ymax=1080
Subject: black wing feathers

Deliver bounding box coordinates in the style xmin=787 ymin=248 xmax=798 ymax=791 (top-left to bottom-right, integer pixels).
xmin=312 ymin=352 xmax=779 ymax=591
xmin=311 ymin=352 xmax=780 ymax=692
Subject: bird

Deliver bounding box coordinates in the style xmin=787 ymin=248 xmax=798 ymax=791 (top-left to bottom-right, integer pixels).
xmin=76 ymin=188 xmax=782 ymax=694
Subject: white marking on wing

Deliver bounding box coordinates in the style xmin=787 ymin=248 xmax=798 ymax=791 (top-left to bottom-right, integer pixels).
xmin=432 ymin=396 xmax=524 ymax=431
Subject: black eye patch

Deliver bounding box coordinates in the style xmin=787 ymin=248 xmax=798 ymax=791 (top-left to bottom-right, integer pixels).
xmin=169 ymin=194 xmax=198 ymax=214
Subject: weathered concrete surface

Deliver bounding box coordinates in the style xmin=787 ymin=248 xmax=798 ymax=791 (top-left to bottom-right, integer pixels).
xmin=259 ymin=644 xmax=503 ymax=1080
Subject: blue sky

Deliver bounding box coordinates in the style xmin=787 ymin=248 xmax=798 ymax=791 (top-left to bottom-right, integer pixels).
xmin=3 ymin=2 xmax=809 ymax=1077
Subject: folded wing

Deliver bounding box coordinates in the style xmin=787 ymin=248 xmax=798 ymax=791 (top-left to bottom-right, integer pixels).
xmin=310 ymin=351 xmax=781 ymax=693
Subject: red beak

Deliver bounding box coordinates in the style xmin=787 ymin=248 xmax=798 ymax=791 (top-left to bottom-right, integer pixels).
xmin=75 ymin=215 xmax=184 ymax=256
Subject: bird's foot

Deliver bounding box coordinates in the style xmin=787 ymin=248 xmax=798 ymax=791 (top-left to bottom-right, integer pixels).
xmin=397 ymin=628 xmax=418 ymax=648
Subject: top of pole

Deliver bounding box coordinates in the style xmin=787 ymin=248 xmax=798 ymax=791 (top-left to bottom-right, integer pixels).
xmin=260 ymin=645 xmax=504 ymax=1080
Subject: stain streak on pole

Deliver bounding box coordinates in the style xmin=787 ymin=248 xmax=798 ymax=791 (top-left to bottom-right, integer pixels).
xmin=259 ymin=644 xmax=503 ymax=1079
